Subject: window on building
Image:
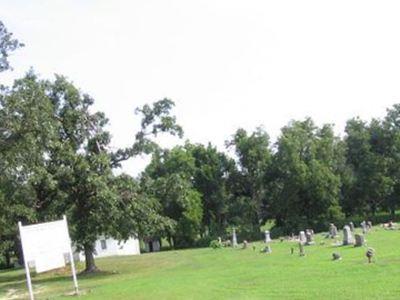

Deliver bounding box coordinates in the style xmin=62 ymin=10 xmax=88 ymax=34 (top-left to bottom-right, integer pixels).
xmin=100 ymin=239 xmax=107 ymax=250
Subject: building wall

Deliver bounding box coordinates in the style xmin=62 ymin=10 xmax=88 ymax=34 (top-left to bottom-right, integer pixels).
xmin=144 ymin=240 xmax=160 ymax=252
xmin=74 ymin=236 xmax=140 ymax=261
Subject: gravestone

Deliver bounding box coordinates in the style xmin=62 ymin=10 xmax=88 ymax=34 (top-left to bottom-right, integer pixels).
xmin=354 ymin=234 xmax=365 ymax=247
xmin=299 ymin=231 xmax=306 ymax=244
xmin=385 ymin=221 xmax=396 ymax=230
xmin=305 ymin=229 xmax=315 ymax=245
xmin=242 ymin=240 xmax=248 ymax=249
xmin=332 ymin=252 xmax=342 ymax=260
xmin=367 ymin=221 xmax=372 ymax=230
xmin=361 ymin=221 xmax=368 ymax=234
xmin=232 ymin=228 xmax=238 ymax=247
xmin=343 ymin=225 xmax=354 ymax=245
xmin=329 ymin=223 xmax=338 ymax=238
xmin=349 ymin=222 xmax=355 ymax=232
xmin=264 ymin=230 xmax=271 ymax=243
xmin=366 ymin=247 xmax=375 ymax=263
xmin=261 ymin=245 xmax=272 ymax=253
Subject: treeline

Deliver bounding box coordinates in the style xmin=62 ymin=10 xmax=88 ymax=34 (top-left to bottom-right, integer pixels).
xmin=141 ymin=112 xmax=400 ymax=247
xmin=1 ymin=21 xmax=400 ymax=272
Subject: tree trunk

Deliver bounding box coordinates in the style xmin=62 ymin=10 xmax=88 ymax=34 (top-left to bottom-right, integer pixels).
xmin=168 ymin=235 xmax=174 ymax=249
xmin=5 ymin=251 xmax=11 ymax=268
xmin=83 ymin=244 xmax=98 ymax=273
xmin=14 ymin=237 xmax=24 ymax=266
xmin=390 ymin=207 xmax=396 ymax=219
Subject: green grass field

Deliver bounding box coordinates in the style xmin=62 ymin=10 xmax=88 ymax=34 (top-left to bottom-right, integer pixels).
xmin=1 ymin=226 xmax=400 ymax=299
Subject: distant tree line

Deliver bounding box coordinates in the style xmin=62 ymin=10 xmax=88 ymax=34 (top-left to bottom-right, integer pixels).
xmin=141 ymin=112 xmax=400 ymax=246
xmin=1 ymin=21 xmax=400 ymax=271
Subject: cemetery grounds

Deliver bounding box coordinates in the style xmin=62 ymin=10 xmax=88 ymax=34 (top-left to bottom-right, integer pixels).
xmin=0 ymin=226 xmax=399 ymax=299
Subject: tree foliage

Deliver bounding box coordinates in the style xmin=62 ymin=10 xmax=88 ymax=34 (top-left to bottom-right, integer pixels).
xmin=226 ymin=128 xmax=271 ymax=238
xmin=0 ymin=21 xmax=23 ymax=72
xmin=143 ymin=147 xmax=203 ymax=248
xmin=270 ymin=119 xmax=344 ymax=233
xmin=0 ymin=71 xmax=181 ymax=271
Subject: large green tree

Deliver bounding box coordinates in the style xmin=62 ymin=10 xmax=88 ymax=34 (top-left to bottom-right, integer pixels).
xmin=188 ymin=143 xmax=233 ymax=238
xmin=0 ymin=72 xmax=56 ymax=267
xmin=343 ymin=118 xmax=393 ymax=216
xmin=0 ymin=71 xmax=182 ymax=271
xmin=226 ymin=128 xmax=271 ymax=238
xmin=380 ymin=105 xmax=400 ymax=216
xmin=143 ymin=146 xmax=203 ymax=248
xmin=46 ymin=78 xmax=182 ymax=272
xmin=270 ymin=119 xmax=344 ymax=233
xmin=0 ymin=21 xmax=26 ymax=267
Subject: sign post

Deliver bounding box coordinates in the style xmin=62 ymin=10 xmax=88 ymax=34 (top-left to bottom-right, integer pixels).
xmin=64 ymin=215 xmax=79 ymax=294
xmin=18 ymin=221 xmax=35 ymax=300
xmin=18 ymin=216 xmax=79 ymax=299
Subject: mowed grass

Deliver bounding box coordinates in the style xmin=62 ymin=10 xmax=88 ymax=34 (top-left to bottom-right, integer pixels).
xmin=1 ymin=227 xmax=400 ymax=299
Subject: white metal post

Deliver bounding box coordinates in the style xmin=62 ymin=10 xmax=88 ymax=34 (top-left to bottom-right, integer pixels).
xmin=18 ymin=221 xmax=35 ymax=300
xmin=63 ymin=215 xmax=79 ymax=295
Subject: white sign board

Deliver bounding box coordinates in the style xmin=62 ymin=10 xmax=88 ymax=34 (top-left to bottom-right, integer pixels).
xmin=18 ymin=216 xmax=78 ymax=300
xmin=19 ymin=219 xmax=70 ymax=272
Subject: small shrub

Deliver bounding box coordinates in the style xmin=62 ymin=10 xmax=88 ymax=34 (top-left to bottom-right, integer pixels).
xmin=195 ymin=236 xmax=214 ymax=248
xmin=209 ymin=240 xmax=222 ymax=249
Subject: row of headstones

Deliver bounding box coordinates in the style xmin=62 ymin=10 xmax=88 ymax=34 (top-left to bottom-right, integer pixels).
xmin=299 ymin=229 xmax=315 ymax=245
xmin=329 ymin=221 xmax=372 ymax=237
xmin=231 ymin=227 xmax=376 ymax=263
xmin=329 ymin=222 xmax=372 ymax=247
xmin=229 ymin=229 xmax=273 ymax=252
xmin=231 ymin=220 xmax=373 ymax=249
xmin=230 ymin=228 xmax=273 ymax=247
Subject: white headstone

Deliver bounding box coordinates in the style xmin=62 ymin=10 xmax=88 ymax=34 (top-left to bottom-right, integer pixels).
xmin=349 ymin=222 xmax=355 ymax=232
xmin=343 ymin=225 xmax=354 ymax=245
xmin=299 ymin=231 xmax=306 ymax=244
xmin=329 ymin=223 xmax=338 ymax=238
xmin=264 ymin=230 xmax=271 ymax=243
xmin=305 ymin=229 xmax=315 ymax=245
xmin=232 ymin=228 xmax=238 ymax=247
xmin=361 ymin=221 xmax=368 ymax=234
xmin=367 ymin=221 xmax=372 ymax=229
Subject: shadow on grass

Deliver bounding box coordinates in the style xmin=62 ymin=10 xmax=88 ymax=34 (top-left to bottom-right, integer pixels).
xmin=0 ymin=272 xmax=26 ymax=284
xmin=0 ymin=269 xmax=117 ymax=293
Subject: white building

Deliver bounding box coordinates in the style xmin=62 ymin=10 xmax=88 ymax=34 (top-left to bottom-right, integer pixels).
xmin=144 ymin=239 xmax=161 ymax=253
xmin=74 ymin=236 xmax=140 ymax=261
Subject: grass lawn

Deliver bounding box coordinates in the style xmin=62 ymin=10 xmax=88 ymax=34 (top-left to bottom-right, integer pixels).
xmin=1 ymin=226 xmax=400 ymax=299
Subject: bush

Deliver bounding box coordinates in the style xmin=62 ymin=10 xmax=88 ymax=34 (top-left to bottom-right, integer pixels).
xmin=209 ymin=239 xmax=222 ymax=249
xmin=269 ymin=226 xmax=286 ymax=239
xmin=195 ymin=236 xmax=214 ymax=248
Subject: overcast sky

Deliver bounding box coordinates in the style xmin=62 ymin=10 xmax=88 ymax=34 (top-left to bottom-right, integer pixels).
xmin=2 ymin=0 xmax=400 ymax=176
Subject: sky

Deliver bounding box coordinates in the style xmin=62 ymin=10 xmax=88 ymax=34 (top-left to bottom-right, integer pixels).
xmin=1 ymin=0 xmax=400 ymax=176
